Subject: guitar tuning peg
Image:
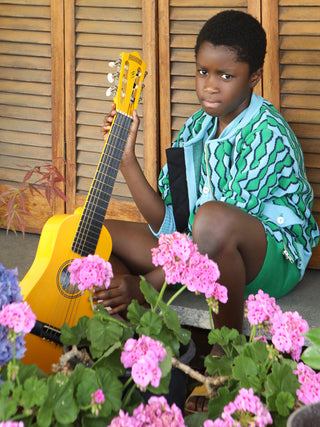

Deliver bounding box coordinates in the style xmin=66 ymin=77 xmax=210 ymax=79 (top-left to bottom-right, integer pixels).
xmin=109 ymin=59 xmax=120 ymax=68
xmin=106 ymin=86 xmax=117 ymax=97
xmin=107 ymin=72 xmax=119 ymax=84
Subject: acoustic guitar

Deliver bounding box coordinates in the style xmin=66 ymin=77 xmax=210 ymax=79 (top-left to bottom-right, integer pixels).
xmin=20 ymin=52 xmax=147 ymax=373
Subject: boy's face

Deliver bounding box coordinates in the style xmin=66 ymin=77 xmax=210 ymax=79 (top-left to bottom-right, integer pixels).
xmin=196 ymin=42 xmax=261 ymax=127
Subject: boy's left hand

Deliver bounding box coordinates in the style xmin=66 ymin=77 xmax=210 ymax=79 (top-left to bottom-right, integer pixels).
xmin=92 ymin=274 xmax=145 ymax=315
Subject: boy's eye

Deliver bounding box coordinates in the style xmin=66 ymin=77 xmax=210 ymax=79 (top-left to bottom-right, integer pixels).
xmin=220 ymin=73 xmax=232 ymax=80
xmin=198 ymin=69 xmax=208 ymax=76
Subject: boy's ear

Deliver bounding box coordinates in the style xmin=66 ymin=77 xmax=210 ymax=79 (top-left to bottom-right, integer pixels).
xmin=250 ymin=68 xmax=263 ymax=88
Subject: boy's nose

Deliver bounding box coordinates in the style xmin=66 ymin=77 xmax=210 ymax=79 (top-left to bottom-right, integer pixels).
xmin=204 ymin=75 xmax=219 ymax=93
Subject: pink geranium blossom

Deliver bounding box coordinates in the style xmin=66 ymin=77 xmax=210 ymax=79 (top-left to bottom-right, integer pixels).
xmin=0 ymin=423 xmax=24 ymax=427
xmin=90 ymin=388 xmax=105 ymax=416
xmin=120 ymin=335 xmax=166 ymax=390
xmin=204 ymin=388 xmax=272 ymax=427
xmin=68 ymin=254 xmax=113 ymax=292
xmin=294 ymin=362 xmax=320 ymax=405
xmin=151 ymin=232 xmax=227 ymax=311
xmin=108 ymin=396 xmax=186 ymax=426
xmin=0 ymin=301 xmax=36 ymax=335
xmin=270 ymin=310 xmax=309 ymax=361
xmin=245 ymin=290 xmax=281 ymax=329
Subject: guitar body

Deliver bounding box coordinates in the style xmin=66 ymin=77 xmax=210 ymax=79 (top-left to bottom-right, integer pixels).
xmin=20 ymin=210 xmax=112 ymax=373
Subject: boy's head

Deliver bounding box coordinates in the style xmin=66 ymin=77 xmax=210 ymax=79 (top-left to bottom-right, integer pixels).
xmin=195 ymin=10 xmax=266 ymax=74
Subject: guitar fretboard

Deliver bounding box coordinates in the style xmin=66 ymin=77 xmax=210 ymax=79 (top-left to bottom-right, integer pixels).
xmin=72 ymin=112 xmax=132 ymax=256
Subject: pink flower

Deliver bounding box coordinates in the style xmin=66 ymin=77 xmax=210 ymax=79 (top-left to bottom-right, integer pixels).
xmin=151 ymin=232 xmax=227 ymax=308
xmin=108 ymin=396 xmax=186 ymax=426
xmin=245 ymin=290 xmax=281 ymax=328
xmin=68 ymin=254 xmax=113 ymax=292
xmin=90 ymin=388 xmax=105 ymax=416
xmin=270 ymin=310 xmax=309 ymax=361
xmin=120 ymin=335 xmax=166 ymax=390
xmin=0 ymin=301 xmax=36 ymax=335
xmin=294 ymin=362 xmax=320 ymax=405
xmin=0 ymin=423 xmax=24 ymax=427
xmin=91 ymin=388 xmax=105 ymax=404
xmin=208 ymin=388 xmax=272 ymax=427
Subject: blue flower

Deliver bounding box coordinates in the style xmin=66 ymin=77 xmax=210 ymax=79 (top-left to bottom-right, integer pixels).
xmin=0 ymin=263 xmax=25 ymax=367
xmin=0 ymin=263 xmax=22 ymax=308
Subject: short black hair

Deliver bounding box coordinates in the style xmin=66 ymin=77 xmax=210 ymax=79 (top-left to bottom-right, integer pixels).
xmin=195 ymin=10 xmax=266 ymax=74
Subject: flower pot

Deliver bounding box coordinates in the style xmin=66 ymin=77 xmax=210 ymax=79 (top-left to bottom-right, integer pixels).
xmin=287 ymin=403 xmax=320 ymax=426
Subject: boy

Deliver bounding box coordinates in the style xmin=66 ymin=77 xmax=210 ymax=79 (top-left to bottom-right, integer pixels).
xmin=94 ymin=10 xmax=319 ymax=334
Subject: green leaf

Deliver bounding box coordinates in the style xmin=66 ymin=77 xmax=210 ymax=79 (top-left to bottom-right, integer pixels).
xmin=53 ymin=380 xmax=78 ymax=424
xmin=127 ymin=299 xmax=148 ymax=325
xmin=176 ymin=327 xmax=192 ymax=346
xmin=139 ymin=276 xmax=159 ymax=306
xmin=204 ymin=354 xmax=233 ymax=377
xmin=232 ymin=354 xmax=261 ymax=391
xmin=87 ymin=315 xmax=123 ymax=359
xmin=184 ymin=412 xmax=209 ymax=427
xmin=304 ymin=328 xmax=320 ymax=346
xmin=96 ymin=369 xmax=123 ymax=416
xmin=20 ymin=376 xmax=48 ymax=408
xmin=76 ymin=369 xmax=100 ymax=408
xmin=264 ymin=362 xmax=299 ymax=413
xmin=0 ymin=394 xmax=17 ymax=420
xmin=275 ymin=391 xmax=295 ymax=417
xmin=36 ymin=399 xmax=54 ymax=427
xmin=159 ymin=301 xmax=181 ymax=333
xmin=60 ymin=315 xmax=89 ymax=346
xmin=301 ymin=345 xmax=320 ymax=370
xmin=137 ymin=311 xmax=163 ymax=337
xmin=207 ymin=385 xmax=240 ymax=421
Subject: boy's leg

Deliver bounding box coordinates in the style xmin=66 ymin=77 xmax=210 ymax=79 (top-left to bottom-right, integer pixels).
xmin=92 ymin=219 xmax=164 ymax=314
xmin=104 ymin=219 xmax=159 ymax=274
xmin=192 ymin=201 xmax=267 ymax=332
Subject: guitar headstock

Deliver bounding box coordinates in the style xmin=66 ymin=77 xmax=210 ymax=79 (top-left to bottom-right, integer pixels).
xmin=106 ymin=51 xmax=147 ymax=117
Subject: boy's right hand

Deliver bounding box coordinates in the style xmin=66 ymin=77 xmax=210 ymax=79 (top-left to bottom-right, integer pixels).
xmin=101 ymin=103 xmax=140 ymax=168
xmin=101 ymin=102 xmax=117 ymax=142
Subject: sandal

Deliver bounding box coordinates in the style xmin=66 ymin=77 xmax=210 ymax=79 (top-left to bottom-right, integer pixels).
xmin=184 ymin=384 xmax=209 ymax=415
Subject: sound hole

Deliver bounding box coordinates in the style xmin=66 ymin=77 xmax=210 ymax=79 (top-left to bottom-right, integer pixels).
xmin=57 ymin=261 xmax=81 ymax=299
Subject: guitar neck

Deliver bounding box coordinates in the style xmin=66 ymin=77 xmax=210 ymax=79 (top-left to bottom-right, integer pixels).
xmin=72 ymin=111 xmax=132 ymax=257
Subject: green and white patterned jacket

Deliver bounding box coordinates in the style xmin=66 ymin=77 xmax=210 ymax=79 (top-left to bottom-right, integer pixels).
xmin=152 ymin=93 xmax=319 ymax=278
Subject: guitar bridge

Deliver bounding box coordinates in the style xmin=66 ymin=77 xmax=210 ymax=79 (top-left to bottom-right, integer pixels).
xmin=31 ymin=320 xmax=62 ymax=345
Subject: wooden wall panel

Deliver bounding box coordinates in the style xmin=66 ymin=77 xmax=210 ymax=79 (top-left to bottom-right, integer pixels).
xmin=158 ymin=0 xmax=248 ymax=167
xmin=70 ymin=0 xmax=157 ymax=222
xmin=0 ymin=0 xmax=53 ymax=231
xmin=0 ymin=0 xmax=52 ymax=183
xmin=278 ymin=0 xmax=320 ymax=267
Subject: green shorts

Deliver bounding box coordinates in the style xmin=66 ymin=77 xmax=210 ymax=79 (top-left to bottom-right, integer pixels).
xmin=245 ymin=231 xmax=300 ymax=299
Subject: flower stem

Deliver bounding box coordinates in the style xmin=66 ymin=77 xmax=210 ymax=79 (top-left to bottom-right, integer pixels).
xmin=153 ymin=280 xmax=168 ymax=312
xmin=89 ymin=290 xmax=95 ymax=312
xmin=165 ymin=284 xmax=188 ymax=307
xmin=249 ymin=324 xmax=257 ymax=343
xmin=122 ymin=379 xmax=136 ymax=408
xmin=209 ymin=306 xmax=215 ymax=331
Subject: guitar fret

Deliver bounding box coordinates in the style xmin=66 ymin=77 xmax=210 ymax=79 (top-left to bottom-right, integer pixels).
xmin=72 ymin=111 xmax=132 ymax=256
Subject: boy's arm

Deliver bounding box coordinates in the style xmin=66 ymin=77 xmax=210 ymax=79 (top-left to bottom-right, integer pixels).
xmin=102 ymin=105 xmax=165 ymax=232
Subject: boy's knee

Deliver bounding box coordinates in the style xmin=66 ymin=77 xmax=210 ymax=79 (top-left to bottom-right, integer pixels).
xmin=192 ymin=201 xmax=236 ymax=250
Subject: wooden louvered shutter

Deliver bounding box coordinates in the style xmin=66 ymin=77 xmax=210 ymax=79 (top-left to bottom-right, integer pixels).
xmin=276 ymin=0 xmax=320 ymax=267
xmin=0 ymin=0 xmax=56 ymax=231
xmin=65 ymin=0 xmax=158 ymax=222
xmin=158 ymin=0 xmax=252 ymax=165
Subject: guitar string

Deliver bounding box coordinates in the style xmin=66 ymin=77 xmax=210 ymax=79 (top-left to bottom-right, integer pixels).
xmin=73 ymin=113 xmax=132 ymax=256
xmin=48 ymin=113 xmax=133 ymax=331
